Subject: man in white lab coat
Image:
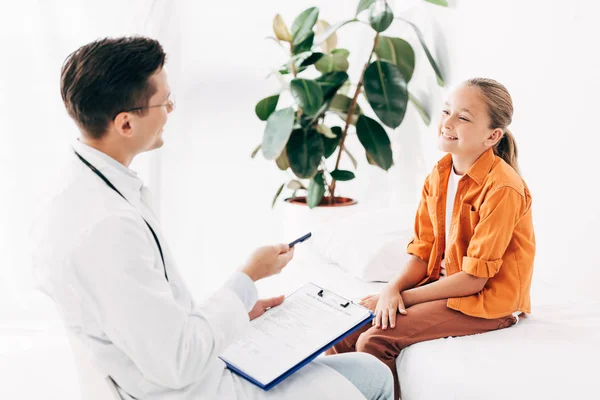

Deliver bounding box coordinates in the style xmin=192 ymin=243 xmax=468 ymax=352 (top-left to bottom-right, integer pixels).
xmin=31 ymin=37 xmax=393 ymax=399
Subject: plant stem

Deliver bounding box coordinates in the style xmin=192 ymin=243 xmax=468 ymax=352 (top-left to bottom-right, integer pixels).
xmin=329 ymin=32 xmax=380 ymax=201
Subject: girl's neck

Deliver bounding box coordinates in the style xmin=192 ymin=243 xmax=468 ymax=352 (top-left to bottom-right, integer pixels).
xmin=451 ymin=151 xmax=487 ymax=175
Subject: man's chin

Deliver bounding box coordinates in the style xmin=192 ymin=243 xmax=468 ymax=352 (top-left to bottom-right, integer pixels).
xmin=140 ymin=138 xmax=164 ymax=154
xmin=153 ymin=137 xmax=164 ymax=149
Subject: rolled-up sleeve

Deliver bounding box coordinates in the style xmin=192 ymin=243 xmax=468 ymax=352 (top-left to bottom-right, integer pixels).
xmin=463 ymin=186 xmax=525 ymax=278
xmin=406 ymin=174 xmax=435 ymax=263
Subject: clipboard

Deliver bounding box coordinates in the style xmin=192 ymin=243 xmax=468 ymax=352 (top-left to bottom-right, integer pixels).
xmin=219 ymin=283 xmax=374 ymax=391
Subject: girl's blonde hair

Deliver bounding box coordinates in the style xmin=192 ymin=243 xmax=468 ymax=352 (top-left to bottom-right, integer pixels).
xmin=465 ymin=78 xmax=519 ymax=174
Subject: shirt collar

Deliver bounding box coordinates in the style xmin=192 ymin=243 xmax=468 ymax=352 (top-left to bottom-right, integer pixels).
xmin=437 ymin=148 xmax=496 ymax=186
xmin=72 ymin=139 xmax=145 ymax=200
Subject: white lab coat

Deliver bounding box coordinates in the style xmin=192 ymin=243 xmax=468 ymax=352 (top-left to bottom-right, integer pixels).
xmin=31 ymin=141 xmax=365 ymax=400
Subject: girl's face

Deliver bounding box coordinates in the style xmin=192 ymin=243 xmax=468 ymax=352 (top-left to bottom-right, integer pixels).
xmin=438 ymin=84 xmax=503 ymax=158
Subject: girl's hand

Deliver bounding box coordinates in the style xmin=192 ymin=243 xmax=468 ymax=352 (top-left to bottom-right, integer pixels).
xmin=359 ymin=294 xmax=379 ymax=311
xmin=372 ymin=286 xmax=408 ymax=330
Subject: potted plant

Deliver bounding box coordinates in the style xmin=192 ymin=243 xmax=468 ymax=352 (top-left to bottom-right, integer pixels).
xmin=252 ymin=0 xmax=447 ymax=209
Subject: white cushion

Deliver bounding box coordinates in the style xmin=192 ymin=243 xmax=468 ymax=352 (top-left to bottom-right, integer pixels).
xmin=309 ymin=208 xmax=415 ymax=282
xmin=397 ymin=302 xmax=599 ymax=400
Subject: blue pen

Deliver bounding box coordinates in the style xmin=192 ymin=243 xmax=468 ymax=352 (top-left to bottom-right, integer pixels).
xmin=288 ymin=232 xmax=312 ymax=248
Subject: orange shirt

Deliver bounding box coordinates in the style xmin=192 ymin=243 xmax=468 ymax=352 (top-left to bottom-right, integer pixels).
xmin=406 ymin=148 xmax=535 ymax=319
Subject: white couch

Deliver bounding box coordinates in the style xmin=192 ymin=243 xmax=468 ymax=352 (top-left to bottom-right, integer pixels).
xmin=257 ymin=208 xmax=599 ymax=400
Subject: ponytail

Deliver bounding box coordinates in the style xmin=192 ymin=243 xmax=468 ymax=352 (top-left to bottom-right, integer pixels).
xmin=494 ymin=129 xmax=519 ymax=175
xmin=465 ymin=78 xmax=520 ymax=175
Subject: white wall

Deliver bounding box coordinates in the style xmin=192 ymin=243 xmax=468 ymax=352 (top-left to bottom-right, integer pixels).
xmin=157 ymin=0 xmax=438 ymax=297
xmin=2 ymin=0 xmax=598 ymax=325
xmin=0 ymin=0 xmax=178 ymax=321
xmin=160 ymin=0 xmax=600 ymax=305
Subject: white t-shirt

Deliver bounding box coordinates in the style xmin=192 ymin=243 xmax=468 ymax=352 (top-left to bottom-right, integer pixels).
xmin=440 ymin=165 xmax=463 ymax=278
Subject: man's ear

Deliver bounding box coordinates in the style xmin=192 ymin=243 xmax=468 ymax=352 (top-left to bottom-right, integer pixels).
xmin=485 ymin=128 xmax=504 ymax=147
xmin=113 ymin=112 xmax=133 ymax=138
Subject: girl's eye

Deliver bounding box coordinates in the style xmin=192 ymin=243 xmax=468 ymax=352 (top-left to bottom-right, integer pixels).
xmin=459 ymin=116 xmax=470 ymax=122
xmin=442 ymin=110 xmax=450 ymax=115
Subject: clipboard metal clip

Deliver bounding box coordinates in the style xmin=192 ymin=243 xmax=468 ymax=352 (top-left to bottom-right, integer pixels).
xmin=317 ymin=289 xmax=351 ymax=308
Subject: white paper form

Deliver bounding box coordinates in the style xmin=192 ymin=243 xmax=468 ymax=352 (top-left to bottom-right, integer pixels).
xmin=219 ymin=282 xmax=372 ymax=386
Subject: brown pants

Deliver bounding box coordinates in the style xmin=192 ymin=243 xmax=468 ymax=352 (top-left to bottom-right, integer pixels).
xmin=326 ymin=299 xmax=517 ymax=400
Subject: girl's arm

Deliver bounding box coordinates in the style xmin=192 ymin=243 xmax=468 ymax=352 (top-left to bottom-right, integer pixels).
xmin=401 ymin=272 xmax=488 ymax=307
xmin=386 ymin=255 xmax=428 ymax=292
xmin=402 ymin=185 xmax=528 ymax=308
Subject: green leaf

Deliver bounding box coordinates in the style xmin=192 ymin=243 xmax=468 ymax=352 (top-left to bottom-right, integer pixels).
xmin=276 ymin=151 xmax=290 ymax=170
xmin=409 ymin=91 xmax=430 ymax=125
xmin=369 ymin=1 xmax=394 ymax=32
xmin=307 ymin=172 xmax=326 ymax=208
xmin=375 ymin=36 xmax=415 ymax=82
xmin=299 ymin=52 xmax=323 ymax=67
xmin=290 ymin=79 xmax=324 ymax=116
xmin=356 ymin=114 xmax=393 ymax=171
xmin=293 ymin=32 xmax=315 ymax=55
xmin=255 ymin=94 xmax=280 ymax=121
xmin=287 ymin=179 xmax=305 ymax=190
xmin=314 ymin=54 xmax=333 ymax=74
xmin=290 ymin=51 xmax=315 ymax=67
xmin=330 ymin=94 xmax=362 ymax=114
xmin=261 ymin=107 xmax=295 ymax=160
xmin=273 ymin=14 xmax=292 ymax=42
xmin=315 ymin=71 xmax=349 ymax=100
xmin=314 ymin=53 xmax=349 ymax=74
xmin=280 ymin=51 xmax=323 ymax=75
xmin=316 ymin=124 xmax=336 ymax=139
xmin=331 ymin=48 xmax=350 ymax=58
xmin=286 ymin=128 xmax=324 ymax=179
xmin=329 ymin=94 xmax=362 ymax=125
xmin=363 ymin=59 xmax=408 ymax=129
xmin=356 ymin=0 xmax=376 ymax=16
xmin=366 ymin=151 xmax=378 ymax=166
xmin=272 ymin=183 xmax=285 ymax=208
xmin=313 ymin=19 xmax=357 ymax=48
xmin=251 ymin=144 xmax=261 ymax=158
xmin=398 ymin=17 xmax=444 ymax=86
xmin=291 ymin=7 xmax=319 ymax=46
xmin=331 ymin=169 xmax=355 ymax=181
xmin=314 ymin=20 xmax=338 ymax=53
xmin=424 ymin=0 xmax=448 ymax=6
xmin=338 ymin=80 xmax=351 ymax=96
xmin=323 ymin=126 xmax=342 ymax=158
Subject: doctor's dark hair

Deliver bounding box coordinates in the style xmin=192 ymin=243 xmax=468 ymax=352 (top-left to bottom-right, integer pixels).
xmin=465 ymin=78 xmax=520 ymax=175
xmin=60 ymin=36 xmax=167 ymax=139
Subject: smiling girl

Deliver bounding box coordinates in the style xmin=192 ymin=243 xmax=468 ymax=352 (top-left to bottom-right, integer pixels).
xmin=327 ymin=78 xmax=536 ymax=400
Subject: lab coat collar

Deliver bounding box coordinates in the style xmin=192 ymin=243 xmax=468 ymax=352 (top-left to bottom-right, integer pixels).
xmin=72 ymin=139 xmax=145 ymax=203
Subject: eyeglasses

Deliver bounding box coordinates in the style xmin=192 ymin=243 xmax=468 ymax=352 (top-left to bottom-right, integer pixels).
xmin=123 ymin=98 xmax=176 ymax=113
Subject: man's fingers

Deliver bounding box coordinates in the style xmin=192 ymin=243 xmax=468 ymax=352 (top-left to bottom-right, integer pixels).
xmin=282 ymin=247 xmax=295 ymax=261
xmin=381 ymin=309 xmax=388 ymax=330
xmin=278 ymin=243 xmax=290 ymax=253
